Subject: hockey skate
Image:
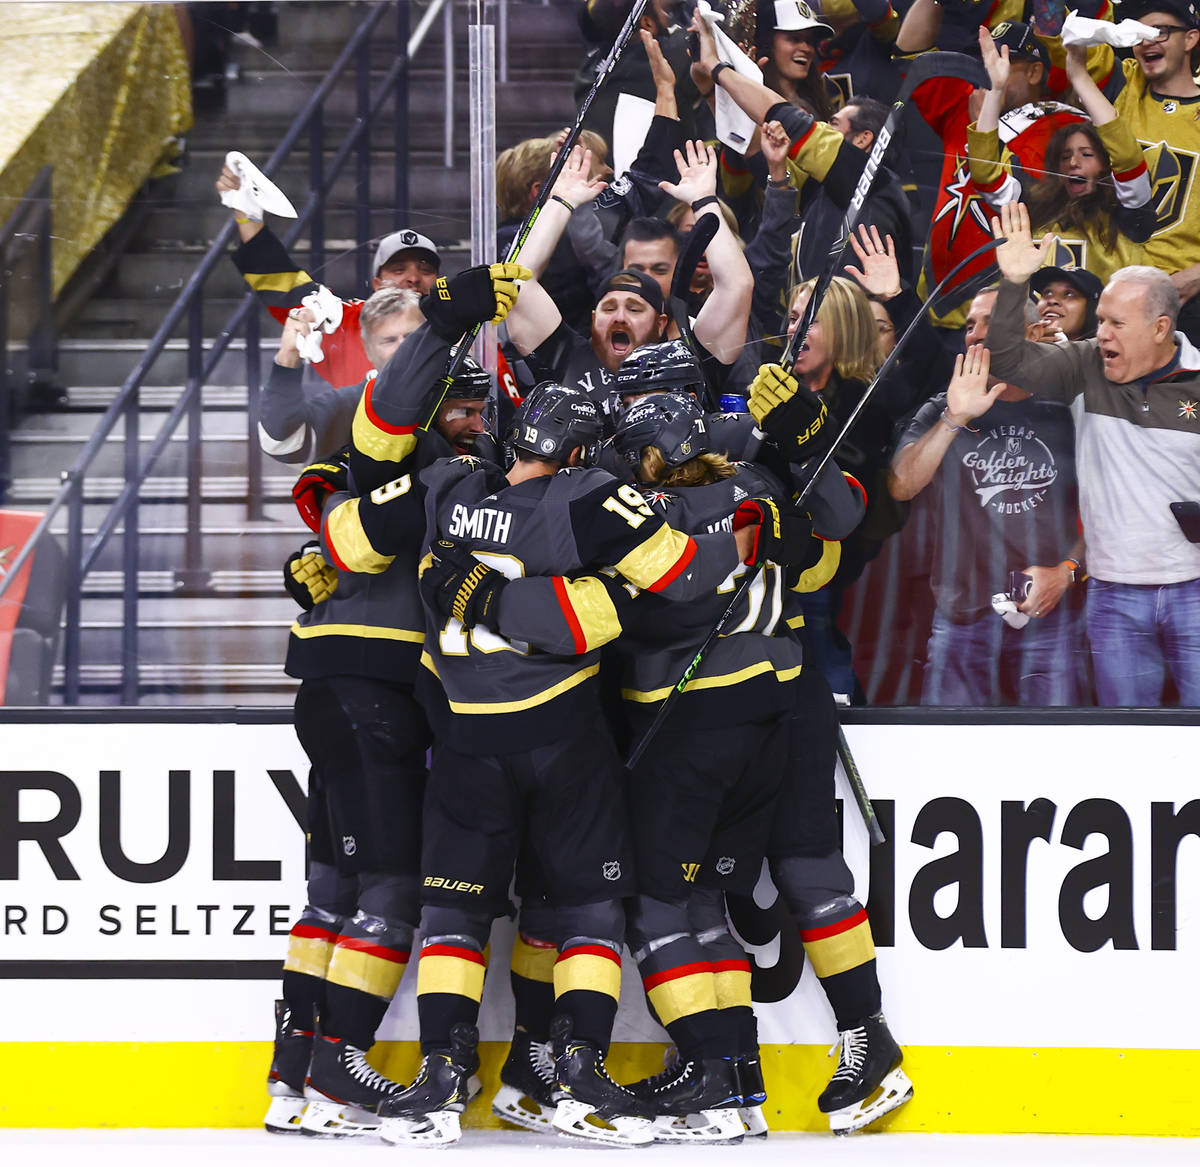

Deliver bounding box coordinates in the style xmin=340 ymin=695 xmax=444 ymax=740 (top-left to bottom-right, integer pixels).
xmin=264 ymin=1000 xmax=312 ymax=1134
xmin=491 ymin=1033 xmax=559 ymax=1132
xmin=378 ymin=1023 xmax=480 ymax=1147
xmin=549 ymin=1017 xmax=655 ymax=1147
xmin=818 ymin=1013 xmax=913 ymax=1135
xmin=736 ymin=1053 xmax=770 ymax=1137
xmin=633 ymin=1055 xmax=745 ymax=1143
xmin=300 ymin=1025 xmax=404 ymax=1137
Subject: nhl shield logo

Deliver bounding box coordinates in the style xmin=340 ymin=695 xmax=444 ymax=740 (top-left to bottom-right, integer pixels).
xmin=716 ymin=857 xmax=736 ymax=876
xmin=342 ymin=835 xmax=357 ymax=856
xmin=602 ymin=860 xmax=622 ymax=881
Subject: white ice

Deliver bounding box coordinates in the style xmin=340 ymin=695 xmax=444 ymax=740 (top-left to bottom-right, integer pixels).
xmin=0 ymin=1129 xmax=1195 ymax=1165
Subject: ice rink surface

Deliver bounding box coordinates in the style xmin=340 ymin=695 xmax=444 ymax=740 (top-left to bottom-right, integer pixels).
xmin=1 ymin=1130 xmax=1195 ymax=1164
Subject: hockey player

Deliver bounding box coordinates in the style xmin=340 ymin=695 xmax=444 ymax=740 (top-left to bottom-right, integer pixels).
xmin=607 ymin=391 xmax=824 ymax=1143
xmin=265 ymin=370 xmax=495 ymax=1140
xmin=263 ymin=265 xmax=529 ymax=1137
xmin=375 ymin=385 xmax=797 ymax=1146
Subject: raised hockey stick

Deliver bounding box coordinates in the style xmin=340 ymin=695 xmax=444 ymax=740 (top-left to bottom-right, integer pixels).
xmin=781 ymin=51 xmax=988 ymax=372
xmin=624 ymin=232 xmax=1007 ymax=776
xmin=422 ymin=0 xmax=650 ymax=431
xmin=668 ymin=210 xmax=721 ymax=410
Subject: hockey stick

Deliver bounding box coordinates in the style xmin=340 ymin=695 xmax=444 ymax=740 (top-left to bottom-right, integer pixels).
xmin=422 ymin=0 xmax=650 ymax=431
xmin=781 ymin=51 xmax=988 ymax=372
xmin=837 ymin=726 xmax=885 ymax=846
xmin=624 ymin=233 xmax=1006 ymax=774
xmin=668 ymin=211 xmax=721 ymax=410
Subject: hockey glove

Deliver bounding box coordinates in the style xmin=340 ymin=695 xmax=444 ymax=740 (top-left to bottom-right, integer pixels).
xmin=759 ymin=392 xmax=836 ymax=464
xmin=420 ymin=262 xmax=532 ymax=343
xmin=420 ymin=538 xmax=509 ymax=632
xmin=293 ymin=446 xmax=351 ymax=532
xmin=284 ymin=541 xmax=338 ymax=611
xmin=748 ymin=363 xmax=800 ymax=423
xmin=734 ymin=497 xmax=815 ymax=567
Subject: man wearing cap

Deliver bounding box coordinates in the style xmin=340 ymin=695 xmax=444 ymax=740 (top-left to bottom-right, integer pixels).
xmin=504 ymin=138 xmax=753 ymax=425
xmin=1030 ymin=266 xmax=1102 ymax=343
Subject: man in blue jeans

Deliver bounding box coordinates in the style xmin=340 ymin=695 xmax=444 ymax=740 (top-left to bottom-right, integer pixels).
xmin=985 ymin=203 xmax=1200 ymax=707
xmin=889 ymin=303 xmax=1086 ymax=707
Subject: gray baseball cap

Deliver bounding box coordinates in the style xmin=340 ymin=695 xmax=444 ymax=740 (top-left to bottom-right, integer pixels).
xmin=373 ymin=229 xmax=440 ymax=275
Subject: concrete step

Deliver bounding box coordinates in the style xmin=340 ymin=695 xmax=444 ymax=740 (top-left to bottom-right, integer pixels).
xmin=131 ymin=205 xmax=475 ymax=251
xmin=70 ymin=620 xmax=292 ymax=666
xmin=7 ymin=472 xmax=295 ymax=505
xmin=62 ymin=384 xmax=251 ymax=412
xmin=53 ymin=660 xmax=298 ymax=698
xmin=9 ymin=428 xmax=251 ymax=482
xmin=74 ymin=568 xmax=286 ymax=598
xmin=36 ymin=337 xmax=274 ymax=388
xmin=39 ymin=525 xmax=303 ymax=575
xmin=223 ymin=70 xmax=575 ymax=123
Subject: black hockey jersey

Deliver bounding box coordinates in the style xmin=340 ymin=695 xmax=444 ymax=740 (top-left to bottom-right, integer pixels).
xmin=612 ymin=462 xmax=806 ymax=725
xmin=417 ymin=457 xmax=744 ymax=753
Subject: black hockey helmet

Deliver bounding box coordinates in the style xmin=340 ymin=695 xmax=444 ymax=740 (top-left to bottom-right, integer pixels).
xmin=613 ymin=391 xmax=709 ymax=480
xmin=614 ymin=339 xmax=706 ymax=402
xmin=444 ymin=349 xmax=492 ymax=399
xmin=507 ymin=382 xmax=603 ymax=466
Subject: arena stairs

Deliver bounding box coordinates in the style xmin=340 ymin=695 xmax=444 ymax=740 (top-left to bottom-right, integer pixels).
xmin=6 ymin=0 xmax=583 ymax=705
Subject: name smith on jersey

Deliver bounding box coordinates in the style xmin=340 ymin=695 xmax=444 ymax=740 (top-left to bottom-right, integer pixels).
xmin=447 ymin=502 xmax=512 ymax=544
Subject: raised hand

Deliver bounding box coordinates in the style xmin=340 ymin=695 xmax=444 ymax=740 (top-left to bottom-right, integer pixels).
xmin=688 ymin=6 xmax=721 ymax=89
xmin=945 ymin=345 xmax=1005 ymax=428
xmin=978 ymin=26 xmax=1011 ymax=91
xmin=761 ymin=120 xmax=791 ymax=182
xmin=549 ymin=143 xmax=608 ymax=208
xmin=659 ymin=139 xmax=718 ymax=205
xmin=641 ymin=28 xmax=676 ymax=90
xmin=991 ymin=202 xmax=1054 ymax=285
xmin=843 ymin=224 xmax=901 ymax=300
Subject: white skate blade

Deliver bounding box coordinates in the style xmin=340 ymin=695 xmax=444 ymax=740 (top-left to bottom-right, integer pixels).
xmin=553 ymin=1098 xmax=654 ymax=1146
xmin=263 ymin=1093 xmax=306 ymax=1134
xmin=491 ymin=1083 xmax=556 ymax=1132
xmin=739 ymin=1104 xmax=770 ymax=1137
xmin=379 ymin=1110 xmax=462 ymax=1146
xmin=299 ymin=1096 xmax=380 ymax=1138
xmin=223 ymin=151 xmax=297 ymax=219
xmin=828 ymin=1066 xmax=914 ymax=1135
xmin=651 ymin=1108 xmax=744 ymax=1143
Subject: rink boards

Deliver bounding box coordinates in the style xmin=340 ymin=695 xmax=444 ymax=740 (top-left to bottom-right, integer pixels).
xmin=1 ymin=710 xmax=1197 ymax=1135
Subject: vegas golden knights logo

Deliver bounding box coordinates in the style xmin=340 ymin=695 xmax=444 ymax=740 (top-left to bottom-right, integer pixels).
xmin=1140 ymin=140 xmax=1197 ymax=236
xmin=1046 ymin=238 xmax=1087 ymax=272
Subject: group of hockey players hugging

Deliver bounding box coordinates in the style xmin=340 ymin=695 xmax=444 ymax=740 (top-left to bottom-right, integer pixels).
xmin=213 ymin=0 xmax=1200 ymax=1149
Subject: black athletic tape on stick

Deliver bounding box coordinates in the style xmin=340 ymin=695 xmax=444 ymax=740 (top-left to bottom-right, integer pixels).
xmin=781 ymin=51 xmax=990 ymax=373
xmin=421 ymin=0 xmax=651 ymax=432
xmin=837 ymin=726 xmax=885 ymax=847
xmin=668 ymin=211 xmax=721 ymax=410
xmin=624 ymin=234 xmax=1007 ymax=780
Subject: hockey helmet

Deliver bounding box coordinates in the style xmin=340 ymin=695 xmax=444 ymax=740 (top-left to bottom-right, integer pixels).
xmin=613 ymin=391 xmax=710 ymax=480
xmin=444 ymin=349 xmax=492 ymax=399
xmin=614 ymin=340 xmax=706 ymax=402
xmin=507 ymin=382 xmax=603 ymax=466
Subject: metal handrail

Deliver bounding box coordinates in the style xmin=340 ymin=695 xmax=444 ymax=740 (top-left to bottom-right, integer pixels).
xmin=0 ymin=0 xmax=445 ymax=703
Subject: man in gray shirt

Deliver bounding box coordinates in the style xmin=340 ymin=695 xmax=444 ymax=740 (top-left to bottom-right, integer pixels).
xmin=985 ymin=202 xmax=1200 ymax=706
